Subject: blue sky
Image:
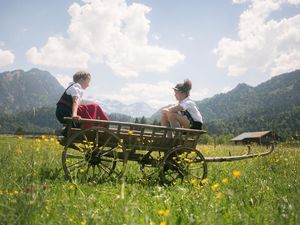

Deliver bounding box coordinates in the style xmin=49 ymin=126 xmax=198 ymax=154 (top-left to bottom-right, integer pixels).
xmin=0 ymin=0 xmax=299 ymax=109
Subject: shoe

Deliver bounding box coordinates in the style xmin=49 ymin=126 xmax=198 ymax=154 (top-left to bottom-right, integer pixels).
xmin=57 ymin=136 xmax=66 ymax=146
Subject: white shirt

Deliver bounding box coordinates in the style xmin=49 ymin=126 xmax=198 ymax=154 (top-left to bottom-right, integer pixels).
xmin=179 ymin=96 xmax=203 ymax=123
xmin=66 ymin=82 xmax=84 ymax=99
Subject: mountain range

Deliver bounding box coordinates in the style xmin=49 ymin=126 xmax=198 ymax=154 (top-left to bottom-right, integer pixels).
xmin=0 ymin=68 xmax=299 ymax=137
xmin=198 ymin=70 xmax=300 ymax=121
xmin=0 ymin=68 xmax=64 ymax=114
xmin=0 ymin=68 xmax=156 ymax=117
xmin=97 ymin=99 xmax=156 ymax=117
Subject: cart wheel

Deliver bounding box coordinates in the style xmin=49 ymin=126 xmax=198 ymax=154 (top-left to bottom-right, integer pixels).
xmin=140 ymin=150 xmax=163 ymax=181
xmin=160 ymin=146 xmax=207 ymax=185
xmin=62 ymin=127 xmax=123 ymax=183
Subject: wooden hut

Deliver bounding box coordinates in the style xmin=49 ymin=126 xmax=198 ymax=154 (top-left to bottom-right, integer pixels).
xmin=231 ymin=131 xmax=279 ymax=145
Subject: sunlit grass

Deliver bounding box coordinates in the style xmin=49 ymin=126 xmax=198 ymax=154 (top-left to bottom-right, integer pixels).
xmin=0 ymin=136 xmax=299 ymax=224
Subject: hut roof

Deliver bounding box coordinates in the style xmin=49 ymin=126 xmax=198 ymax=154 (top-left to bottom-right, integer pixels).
xmin=231 ymin=131 xmax=271 ymax=141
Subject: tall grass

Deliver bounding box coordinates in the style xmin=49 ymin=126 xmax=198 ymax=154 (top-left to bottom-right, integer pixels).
xmin=0 ymin=136 xmax=299 ymax=225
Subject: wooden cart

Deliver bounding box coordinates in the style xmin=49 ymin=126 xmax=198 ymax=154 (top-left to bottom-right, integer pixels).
xmin=60 ymin=118 xmax=275 ymax=185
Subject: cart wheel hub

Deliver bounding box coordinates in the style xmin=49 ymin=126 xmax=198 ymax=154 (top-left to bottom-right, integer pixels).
xmin=85 ymin=149 xmax=104 ymax=165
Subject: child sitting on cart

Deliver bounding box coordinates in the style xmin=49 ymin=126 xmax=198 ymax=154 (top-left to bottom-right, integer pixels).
xmin=56 ymin=70 xmax=108 ymax=136
xmin=160 ymin=79 xmax=203 ymax=134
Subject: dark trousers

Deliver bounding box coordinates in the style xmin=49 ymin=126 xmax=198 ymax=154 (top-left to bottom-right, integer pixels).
xmin=56 ymin=103 xmax=79 ymax=136
xmin=191 ymin=121 xmax=203 ymax=130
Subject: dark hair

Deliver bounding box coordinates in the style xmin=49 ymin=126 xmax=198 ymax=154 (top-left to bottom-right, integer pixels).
xmin=173 ymin=79 xmax=192 ymax=95
xmin=183 ymin=79 xmax=192 ymax=92
xmin=73 ymin=70 xmax=91 ymax=83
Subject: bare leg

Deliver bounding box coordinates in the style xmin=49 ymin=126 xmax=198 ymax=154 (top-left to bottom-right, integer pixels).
xmin=160 ymin=109 xmax=173 ymax=138
xmin=160 ymin=108 xmax=170 ymax=127
xmin=167 ymin=112 xmax=190 ymax=128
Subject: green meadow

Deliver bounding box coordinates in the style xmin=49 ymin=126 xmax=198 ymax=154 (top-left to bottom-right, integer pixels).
xmin=0 ymin=136 xmax=299 ymax=225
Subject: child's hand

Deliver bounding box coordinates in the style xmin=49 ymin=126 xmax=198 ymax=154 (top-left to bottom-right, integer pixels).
xmin=72 ymin=115 xmax=81 ymax=121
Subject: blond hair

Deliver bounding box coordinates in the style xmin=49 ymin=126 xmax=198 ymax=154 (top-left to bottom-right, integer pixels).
xmin=73 ymin=70 xmax=91 ymax=83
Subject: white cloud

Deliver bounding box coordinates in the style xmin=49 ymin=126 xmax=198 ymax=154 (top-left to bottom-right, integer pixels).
xmin=191 ymin=88 xmax=209 ymax=99
xmin=222 ymin=86 xmax=233 ymax=93
xmin=215 ymin=0 xmax=300 ymax=76
xmin=26 ymin=36 xmax=90 ymax=69
xmin=93 ymin=80 xmax=209 ymax=108
xmin=26 ymin=0 xmax=184 ymax=77
xmin=152 ymin=34 xmax=160 ymax=41
xmin=94 ymin=81 xmax=175 ymax=108
xmin=0 ymin=49 xmax=15 ymax=67
xmin=55 ymin=73 xmax=73 ymax=88
xmin=180 ymin=33 xmax=195 ymax=41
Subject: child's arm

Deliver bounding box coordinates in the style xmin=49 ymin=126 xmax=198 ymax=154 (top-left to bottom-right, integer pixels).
xmin=72 ymin=96 xmax=81 ymax=120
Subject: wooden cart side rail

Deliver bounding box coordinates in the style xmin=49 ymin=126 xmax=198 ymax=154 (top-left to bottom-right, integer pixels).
xmin=63 ymin=117 xmax=206 ymax=135
xmin=67 ymin=127 xmax=198 ymax=151
xmin=205 ymin=143 xmax=275 ymax=162
xmin=63 ymin=117 xmax=206 ymax=149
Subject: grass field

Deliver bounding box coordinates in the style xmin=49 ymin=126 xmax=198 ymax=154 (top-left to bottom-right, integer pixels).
xmin=0 ymin=136 xmax=299 ymax=225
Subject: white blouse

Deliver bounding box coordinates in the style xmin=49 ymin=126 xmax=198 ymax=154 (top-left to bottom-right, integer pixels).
xmin=179 ymin=96 xmax=203 ymax=123
xmin=66 ymin=82 xmax=84 ymax=99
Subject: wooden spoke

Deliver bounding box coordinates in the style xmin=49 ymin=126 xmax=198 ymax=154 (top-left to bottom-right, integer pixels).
xmin=99 ymin=136 xmax=113 ymax=151
xmin=140 ymin=150 xmax=162 ymax=181
xmin=62 ymin=127 xmax=123 ymax=182
xmin=160 ymin=147 xmax=207 ymax=185
xmin=68 ymin=161 xmax=86 ymax=172
xmin=66 ymin=154 xmax=84 ymax=159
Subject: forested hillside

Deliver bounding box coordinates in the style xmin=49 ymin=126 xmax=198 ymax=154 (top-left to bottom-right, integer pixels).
xmin=0 ymin=69 xmax=299 ymax=139
xmin=198 ymin=70 xmax=300 ymax=137
xmin=149 ymin=70 xmax=300 ymax=138
xmin=0 ymin=68 xmax=64 ymax=114
xmin=198 ymin=70 xmax=300 ymax=121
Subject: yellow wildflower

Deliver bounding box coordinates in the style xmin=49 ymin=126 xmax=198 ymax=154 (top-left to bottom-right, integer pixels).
xmin=196 ymin=185 xmax=203 ymax=190
xmin=158 ymin=209 xmax=169 ymax=217
xmin=222 ymin=178 xmax=228 ymax=184
xmin=201 ymin=178 xmax=208 ymax=184
xmin=158 ymin=210 xmax=164 ymax=216
xmin=211 ymin=183 xmax=220 ymax=191
xmin=191 ymin=178 xmax=197 ymax=184
xmin=160 ymin=221 xmax=167 ymax=225
xmin=128 ymin=130 xmax=134 ymax=135
xmin=163 ymin=210 xmax=170 ymax=217
xmin=41 ymin=135 xmax=46 ymax=139
xmin=233 ymin=170 xmax=241 ymax=177
xmin=81 ymin=221 xmax=87 ymax=225
xmin=216 ymin=192 xmax=222 ymax=199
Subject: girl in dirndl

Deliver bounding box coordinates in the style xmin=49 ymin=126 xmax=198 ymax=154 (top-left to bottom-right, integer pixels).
xmin=56 ymin=70 xmax=108 ymax=136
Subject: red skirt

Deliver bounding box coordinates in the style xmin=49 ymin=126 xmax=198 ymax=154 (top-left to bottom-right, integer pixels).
xmin=77 ymin=103 xmax=109 ymax=128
